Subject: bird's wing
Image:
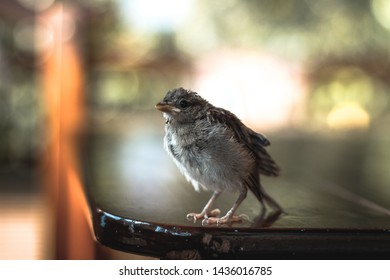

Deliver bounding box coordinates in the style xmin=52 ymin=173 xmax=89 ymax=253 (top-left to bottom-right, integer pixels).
xmin=206 ymin=107 xmax=280 ymax=177
xmin=206 ymin=107 xmax=251 ymax=144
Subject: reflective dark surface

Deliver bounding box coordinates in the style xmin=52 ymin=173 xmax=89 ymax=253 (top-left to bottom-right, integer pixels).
xmin=82 ymin=117 xmax=390 ymax=259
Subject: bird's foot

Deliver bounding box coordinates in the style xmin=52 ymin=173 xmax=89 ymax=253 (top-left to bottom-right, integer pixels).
xmin=186 ymin=209 xmax=221 ymax=223
xmin=202 ymin=214 xmax=249 ymax=226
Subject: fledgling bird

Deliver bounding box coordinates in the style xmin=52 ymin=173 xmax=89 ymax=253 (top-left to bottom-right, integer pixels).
xmin=155 ymin=87 xmax=283 ymax=225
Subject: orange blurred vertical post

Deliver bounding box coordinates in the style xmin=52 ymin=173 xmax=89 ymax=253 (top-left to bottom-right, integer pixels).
xmin=40 ymin=3 xmax=95 ymax=259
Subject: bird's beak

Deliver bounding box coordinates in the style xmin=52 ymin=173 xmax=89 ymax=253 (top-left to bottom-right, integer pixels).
xmin=155 ymin=101 xmax=171 ymax=112
xmin=155 ymin=102 xmax=180 ymax=113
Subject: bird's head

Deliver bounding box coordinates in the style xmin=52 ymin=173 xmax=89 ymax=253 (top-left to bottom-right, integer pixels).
xmin=155 ymin=88 xmax=208 ymax=123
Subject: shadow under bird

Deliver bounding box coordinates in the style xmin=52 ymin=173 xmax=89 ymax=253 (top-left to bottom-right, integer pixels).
xmin=156 ymin=87 xmax=283 ymax=225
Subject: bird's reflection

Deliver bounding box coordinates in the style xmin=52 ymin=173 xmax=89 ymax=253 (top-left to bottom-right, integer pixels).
xmin=251 ymin=210 xmax=284 ymax=228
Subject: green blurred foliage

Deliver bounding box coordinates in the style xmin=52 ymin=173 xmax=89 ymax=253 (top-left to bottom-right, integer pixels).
xmin=1 ymin=0 xmax=390 ymax=167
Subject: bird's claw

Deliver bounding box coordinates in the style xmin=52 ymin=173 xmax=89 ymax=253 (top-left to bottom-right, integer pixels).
xmin=201 ymin=214 xmax=249 ymax=226
xmin=186 ymin=209 xmax=221 ymax=223
xmin=186 ymin=213 xmax=200 ymax=223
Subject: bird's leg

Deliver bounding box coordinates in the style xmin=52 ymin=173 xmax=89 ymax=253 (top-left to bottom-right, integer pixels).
xmin=203 ymin=188 xmax=248 ymax=225
xmin=186 ymin=191 xmax=221 ymax=223
xmin=260 ymin=186 xmax=285 ymax=213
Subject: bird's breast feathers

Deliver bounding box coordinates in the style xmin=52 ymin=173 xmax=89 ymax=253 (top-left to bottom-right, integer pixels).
xmin=163 ymin=123 xmax=254 ymax=193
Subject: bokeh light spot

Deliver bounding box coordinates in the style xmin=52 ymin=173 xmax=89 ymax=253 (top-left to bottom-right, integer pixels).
xmin=327 ymin=103 xmax=370 ymax=130
xmin=371 ymin=0 xmax=390 ymax=30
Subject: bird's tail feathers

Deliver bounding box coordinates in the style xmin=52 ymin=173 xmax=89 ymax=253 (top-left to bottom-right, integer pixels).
xmin=254 ymin=145 xmax=280 ymax=177
xmin=249 ymin=131 xmax=280 ymax=176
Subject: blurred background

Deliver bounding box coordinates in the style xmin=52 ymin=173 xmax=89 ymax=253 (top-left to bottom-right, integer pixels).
xmin=1 ymin=0 xmax=390 ymax=259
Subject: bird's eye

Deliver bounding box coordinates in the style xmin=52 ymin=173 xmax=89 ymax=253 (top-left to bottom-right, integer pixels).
xmin=178 ymin=100 xmax=190 ymax=108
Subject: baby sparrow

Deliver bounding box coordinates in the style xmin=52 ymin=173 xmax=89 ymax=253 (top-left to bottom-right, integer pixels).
xmin=156 ymin=87 xmax=283 ymax=225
